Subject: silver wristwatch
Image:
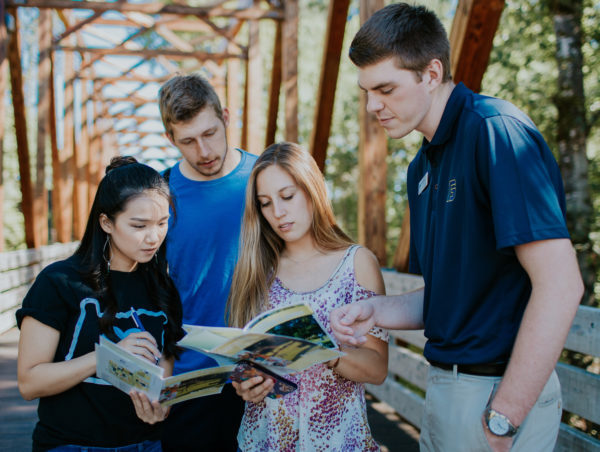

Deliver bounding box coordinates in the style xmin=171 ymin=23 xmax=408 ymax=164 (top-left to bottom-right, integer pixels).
xmin=484 ymin=407 xmax=519 ymax=437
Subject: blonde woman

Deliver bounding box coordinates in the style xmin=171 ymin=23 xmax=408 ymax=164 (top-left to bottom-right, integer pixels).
xmin=227 ymin=142 xmax=388 ymax=451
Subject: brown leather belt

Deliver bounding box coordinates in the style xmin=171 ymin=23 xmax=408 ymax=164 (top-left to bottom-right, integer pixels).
xmin=429 ymin=361 xmax=506 ymax=377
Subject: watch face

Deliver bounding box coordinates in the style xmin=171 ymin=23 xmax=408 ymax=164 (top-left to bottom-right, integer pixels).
xmin=489 ymin=415 xmax=509 ymax=436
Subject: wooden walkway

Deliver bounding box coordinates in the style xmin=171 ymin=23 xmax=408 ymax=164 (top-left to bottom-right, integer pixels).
xmin=0 ymin=328 xmax=37 ymax=451
xmin=0 ymin=327 xmax=419 ymax=452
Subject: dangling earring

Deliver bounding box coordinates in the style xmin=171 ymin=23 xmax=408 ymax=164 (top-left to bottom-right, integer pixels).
xmin=103 ymin=235 xmax=112 ymax=272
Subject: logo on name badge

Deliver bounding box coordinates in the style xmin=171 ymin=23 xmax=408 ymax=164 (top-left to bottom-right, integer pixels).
xmin=418 ymin=172 xmax=429 ymax=195
xmin=446 ymin=179 xmax=456 ymax=202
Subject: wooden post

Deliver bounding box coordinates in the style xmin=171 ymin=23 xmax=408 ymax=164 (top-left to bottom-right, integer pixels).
xmin=36 ymin=9 xmax=52 ymax=246
xmin=449 ymin=0 xmax=505 ymax=93
xmin=73 ymin=68 xmax=89 ymax=240
xmin=226 ymin=42 xmax=241 ymax=148
xmin=358 ymin=0 xmax=387 ymax=266
xmin=282 ymin=0 xmax=298 ymax=142
xmin=310 ymin=0 xmax=350 ymax=171
xmin=265 ymin=21 xmax=282 ymax=148
xmin=245 ymin=17 xmax=262 ymax=154
xmin=88 ymin=81 xmax=100 ymax=206
xmin=52 ymin=37 xmax=75 ymax=242
xmin=212 ymin=66 xmax=226 ymax=113
xmin=7 ymin=9 xmax=37 ymax=248
xmin=0 ymin=0 xmax=7 ymax=251
xmin=241 ymin=57 xmax=248 ymax=151
xmin=49 ymin=48 xmax=62 ymax=243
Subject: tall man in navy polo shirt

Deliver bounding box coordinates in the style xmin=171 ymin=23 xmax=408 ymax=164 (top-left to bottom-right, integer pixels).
xmin=330 ymin=4 xmax=583 ymax=452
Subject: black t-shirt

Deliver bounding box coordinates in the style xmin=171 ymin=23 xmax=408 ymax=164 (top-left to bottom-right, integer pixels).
xmin=16 ymin=255 xmax=169 ymax=451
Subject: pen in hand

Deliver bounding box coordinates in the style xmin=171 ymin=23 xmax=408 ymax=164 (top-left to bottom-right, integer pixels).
xmin=131 ymin=307 xmax=161 ymax=365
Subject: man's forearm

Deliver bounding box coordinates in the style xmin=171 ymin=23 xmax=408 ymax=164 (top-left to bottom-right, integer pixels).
xmin=490 ymin=295 xmax=576 ymax=424
xmin=372 ymin=287 xmax=425 ymax=330
xmin=490 ymin=262 xmax=582 ymax=425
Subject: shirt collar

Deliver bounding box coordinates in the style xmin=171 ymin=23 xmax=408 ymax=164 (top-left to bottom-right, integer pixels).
xmin=422 ymin=82 xmax=470 ymax=158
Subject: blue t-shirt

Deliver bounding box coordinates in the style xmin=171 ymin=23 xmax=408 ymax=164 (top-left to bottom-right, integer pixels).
xmin=166 ymin=149 xmax=257 ymax=373
xmin=407 ymin=83 xmax=569 ymax=365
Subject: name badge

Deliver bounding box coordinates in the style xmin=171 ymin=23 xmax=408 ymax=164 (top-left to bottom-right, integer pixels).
xmin=418 ymin=172 xmax=429 ymax=195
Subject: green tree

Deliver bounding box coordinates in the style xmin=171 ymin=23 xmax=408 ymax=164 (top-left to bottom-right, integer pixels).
xmin=549 ymin=0 xmax=597 ymax=306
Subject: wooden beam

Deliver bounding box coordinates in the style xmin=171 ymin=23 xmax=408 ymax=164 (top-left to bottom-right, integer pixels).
xmin=449 ymin=0 xmax=505 ymax=93
xmin=265 ymin=21 xmax=282 ymax=148
xmin=241 ymin=59 xmax=249 ymax=151
xmin=226 ymin=42 xmax=242 ymax=148
xmin=49 ymin=48 xmax=65 ymax=242
xmin=112 ymin=114 xmax=157 ymax=123
xmin=90 ymin=92 xmax=106 ymax=191
xmin=0 ymin=0 xmax=7 ymax=251
xmin=53 ymin=11 xmax=102 ymax=44
xmin=282 ymin=0 xmax=298 ymax=142
xmin=36 ymin=9 xmax=52 ymax=246
xmin=90 ymin=74 xmax=171 ymax=83
xmin=393 ymin=0 xmax=506 ymax=269
xmin=60 ymin=23 xmax=75 ymax=242
xmin=7 ymin=9 xmax=38 ymax=248
xmin=92 ymin=16 xmax=237 ymax=37
xmin=76 ymin=24 xmax=150 ymax=74
xmin=310 ymin=0 xmax=350 ymax=171
xmin=358 ymin=0 xmax=387 ymax=265
xmin=73 ymin=73 xmax=90 ymax=240
xmin=6 ymin=1 xmax=284 ymax=20
xmin=55 ymin=45 xmax=245 ymax=61
xmin=212 ymin=71 xmax=227 ymax=112
xmin=88 ymin=82 xmax=99 ymax=207
xmin=245 ymin=18 xmax=262 ymax=154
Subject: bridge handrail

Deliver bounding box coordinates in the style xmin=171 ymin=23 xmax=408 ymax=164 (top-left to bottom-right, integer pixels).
xmin=0 ymin=243 xmax=79 ymax=333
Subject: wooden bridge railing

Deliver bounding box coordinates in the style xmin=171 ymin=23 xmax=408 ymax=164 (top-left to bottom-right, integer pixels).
xmin=2 ymin=246 xmax=599 ymax=450
xmin=369 ymin=271 xmax=600 ymax=452
xmin=0 ymin=242 xmax=79 ymax=334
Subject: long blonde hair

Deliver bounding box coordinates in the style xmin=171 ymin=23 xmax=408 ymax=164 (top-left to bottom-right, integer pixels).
xmin=227 ymin=142 xmax=354 ymax=327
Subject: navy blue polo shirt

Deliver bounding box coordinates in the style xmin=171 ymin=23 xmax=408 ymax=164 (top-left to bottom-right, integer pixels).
xmin=407 ymin=82 xmax=569 ymax=365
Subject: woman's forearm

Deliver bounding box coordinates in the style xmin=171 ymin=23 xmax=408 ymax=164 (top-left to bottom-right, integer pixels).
xmin=18 ymin=351 xmax=97 ymax=400
xmin=331 ymin=337 xmax=388 ymax=384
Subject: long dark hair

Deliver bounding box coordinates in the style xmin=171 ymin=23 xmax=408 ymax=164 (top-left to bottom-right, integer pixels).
xmin=75 ymin=156 xmax=184 ymax=358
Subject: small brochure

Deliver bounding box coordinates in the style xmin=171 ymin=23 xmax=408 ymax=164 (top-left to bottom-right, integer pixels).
xmin=95 ymin=336 xmax=234 ymax=406
xmin=178 ymin=303 xmax=342 ymax=373
xmin=96 ymin=303 xmax=341 ymax=404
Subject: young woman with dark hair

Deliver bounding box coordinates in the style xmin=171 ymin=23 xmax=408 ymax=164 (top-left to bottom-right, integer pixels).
xmin=16 ymin=156 xmax=184 ymax=452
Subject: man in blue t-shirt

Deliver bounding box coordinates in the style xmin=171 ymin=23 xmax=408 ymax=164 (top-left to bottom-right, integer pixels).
xmin=331 ymin=4 xmax=583 ymax=452
xmin=158 ymin=74 xmax=257 ymax=451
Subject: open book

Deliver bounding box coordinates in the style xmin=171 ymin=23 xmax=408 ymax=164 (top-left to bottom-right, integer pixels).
xmin=95 ymin=336 xmax=235 ymax=406
xmin=96 ymin=303 xmax=342 ymax=405
xmin=178 ymin=303 xmax=343 ymax=373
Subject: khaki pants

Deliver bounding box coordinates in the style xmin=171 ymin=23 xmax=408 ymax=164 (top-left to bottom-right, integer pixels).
xmin=419 ymin=366 xmax=562 ymax=452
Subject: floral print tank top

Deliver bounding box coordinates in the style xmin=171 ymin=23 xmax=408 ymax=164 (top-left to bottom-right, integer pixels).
xmin=237 ymin=245 xmax=388 ymax=452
